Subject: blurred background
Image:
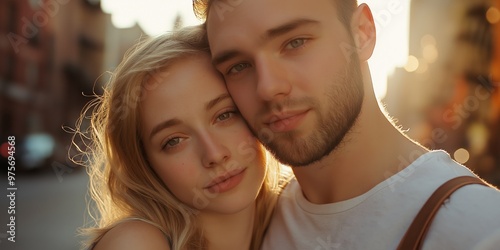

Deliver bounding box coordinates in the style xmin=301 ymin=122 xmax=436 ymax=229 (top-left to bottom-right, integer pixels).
xmin=0 ymin=0 xmax=499 ymax=249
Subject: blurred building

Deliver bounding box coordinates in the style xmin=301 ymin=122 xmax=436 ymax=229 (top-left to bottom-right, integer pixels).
xmin=385 ymin=0 xmax=500 ymax=185
xmin=0 ymin=0 xmax=146 ymax=170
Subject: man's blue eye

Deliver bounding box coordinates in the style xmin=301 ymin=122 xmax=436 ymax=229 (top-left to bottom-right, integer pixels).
xmin=228 ymin=63 xmax=249 ymax=74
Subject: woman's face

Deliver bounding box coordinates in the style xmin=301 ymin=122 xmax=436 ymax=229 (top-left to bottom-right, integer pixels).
xmin=140 ymin=54 xmax=266 ymax=215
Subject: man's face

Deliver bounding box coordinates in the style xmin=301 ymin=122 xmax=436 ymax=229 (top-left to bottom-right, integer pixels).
xmin=206 ymin=0 xmax=364 ymax=166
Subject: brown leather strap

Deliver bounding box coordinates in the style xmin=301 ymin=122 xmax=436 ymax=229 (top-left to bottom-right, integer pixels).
xmin=397 ymin=176 xmax=488 ymax=250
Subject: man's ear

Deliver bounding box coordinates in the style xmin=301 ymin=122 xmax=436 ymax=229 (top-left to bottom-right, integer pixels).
xmin=350 ymin=3 xmax=376 ymax=61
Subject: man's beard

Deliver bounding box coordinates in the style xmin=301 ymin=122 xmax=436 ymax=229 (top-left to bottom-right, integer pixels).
xmin=255 ymin=55 xmax=364 ymax=167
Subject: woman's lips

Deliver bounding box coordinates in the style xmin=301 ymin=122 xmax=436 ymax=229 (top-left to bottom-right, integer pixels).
xmin=204 ymin=168 xmax=247 ymax=193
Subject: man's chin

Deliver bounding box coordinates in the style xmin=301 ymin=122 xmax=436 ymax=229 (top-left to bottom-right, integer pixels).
xmin=263 ymin=139 xmax=327 ymax=167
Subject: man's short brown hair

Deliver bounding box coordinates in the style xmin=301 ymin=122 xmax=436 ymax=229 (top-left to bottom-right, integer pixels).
xmin=192 ymin=0 xmax=358 ymax=28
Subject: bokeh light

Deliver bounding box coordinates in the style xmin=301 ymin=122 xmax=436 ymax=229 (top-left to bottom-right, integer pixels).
xmin=486 ymin=7 xmax=500 ymax=24
xmin=454 ymin=148 xmax=470 ymax=164
xmin=422 ymin=44 xmax=439 ymax=63
xmin=405 ymin=55 xmax=420 ymax=72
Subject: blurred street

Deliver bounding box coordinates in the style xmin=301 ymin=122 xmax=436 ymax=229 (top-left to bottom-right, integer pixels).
xmin=1 ymin=167 xmax=89 ymax=250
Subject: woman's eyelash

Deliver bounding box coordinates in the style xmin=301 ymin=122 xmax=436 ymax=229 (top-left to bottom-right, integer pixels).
xmin=284 ymin=37 xmax=310 ymax=50
xmin=216 ymin=110 xmax=239 ymax=122
xmin=162 ymin=137 xmax=181 ymax=150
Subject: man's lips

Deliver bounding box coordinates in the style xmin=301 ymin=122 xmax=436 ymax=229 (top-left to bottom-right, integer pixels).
xmin=265 ymin=110 xmax=310 ymax=132
xmin=268 ymin=110 xmax=308 ymax=123
xmin=204 ymin=168 xmax=246 ymax=189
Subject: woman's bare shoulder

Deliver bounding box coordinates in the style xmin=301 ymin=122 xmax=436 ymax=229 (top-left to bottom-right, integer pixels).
xmin=92 ymin=220 xmax=171 ymax=250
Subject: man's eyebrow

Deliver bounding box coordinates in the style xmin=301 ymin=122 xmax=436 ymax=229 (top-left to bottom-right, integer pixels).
xmin=265 ymin=18 xmax=319 ymax=40
xmin=212 ymin=50 xmax=239 ymax=68
xmin=212 ymin=18 xmax=319 ymax=67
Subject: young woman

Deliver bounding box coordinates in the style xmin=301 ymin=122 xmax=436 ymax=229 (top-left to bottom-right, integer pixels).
xmin=73 ymin=25 xmax=288 ymax=250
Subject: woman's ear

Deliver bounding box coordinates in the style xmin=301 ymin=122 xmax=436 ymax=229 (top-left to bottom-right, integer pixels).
xmin=350 ymin=3 xmax=377 ymax=61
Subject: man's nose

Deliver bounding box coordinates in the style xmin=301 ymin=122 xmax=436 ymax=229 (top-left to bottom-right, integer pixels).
xmin=255 ymin=56 xmax=292 ymax=102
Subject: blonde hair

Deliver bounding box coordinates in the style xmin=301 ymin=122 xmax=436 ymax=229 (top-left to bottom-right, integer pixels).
xmin=72 ymin=25 xmax=288 ymax=250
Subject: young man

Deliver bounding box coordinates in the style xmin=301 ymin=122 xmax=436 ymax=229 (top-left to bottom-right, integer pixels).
xmin=194 ymin=0 xmax=500 ymax=249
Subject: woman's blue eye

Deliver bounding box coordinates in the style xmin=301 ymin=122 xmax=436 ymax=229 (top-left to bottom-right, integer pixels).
xmin=228 ymin=63 xmax=249 ymax=74
xmin=286 ymin=38 xmax=306 ymax=49
xmin=217 ymin=111 xmax=235 ymax=122
xmin=163 ymin=137 xmax=180 ymax=149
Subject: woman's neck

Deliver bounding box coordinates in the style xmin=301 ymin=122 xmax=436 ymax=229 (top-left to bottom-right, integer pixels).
xmin=198 ymin=204 xmax=256 ymax=250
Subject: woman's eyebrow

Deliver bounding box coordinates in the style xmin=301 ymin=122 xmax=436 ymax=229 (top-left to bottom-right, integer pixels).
xmin=149 ymin=118 xmax=182 ymax=141
xmin=205 ymin=93 xmax=231 ymax=111
xmin=149 ymin=93 xmax=231 ymax=140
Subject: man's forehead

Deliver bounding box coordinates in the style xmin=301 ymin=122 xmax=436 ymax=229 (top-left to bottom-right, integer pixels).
xmin=206 ymin=0 xmax=257 ymax=25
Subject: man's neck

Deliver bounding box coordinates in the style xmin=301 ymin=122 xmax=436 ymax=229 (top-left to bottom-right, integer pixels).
xmin=292 ymin=98 xmax=427 ymax=204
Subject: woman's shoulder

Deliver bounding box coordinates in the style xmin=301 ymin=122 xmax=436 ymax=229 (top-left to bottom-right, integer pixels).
xmin=92 ymin=219 xmax=171 ymax=250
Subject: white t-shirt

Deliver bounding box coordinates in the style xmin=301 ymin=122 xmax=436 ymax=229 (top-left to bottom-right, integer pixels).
xmin=262 ymin=151 xmax=500 ymax=250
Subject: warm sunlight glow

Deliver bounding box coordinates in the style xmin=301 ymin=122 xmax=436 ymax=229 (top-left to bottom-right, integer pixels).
xmin=101 ymin=0 xmax=202 ymax=35
xmin=359 ymin=0 xmax=411 ymax=99
xmin=110 ymin=12 xmax=136 ymax=28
